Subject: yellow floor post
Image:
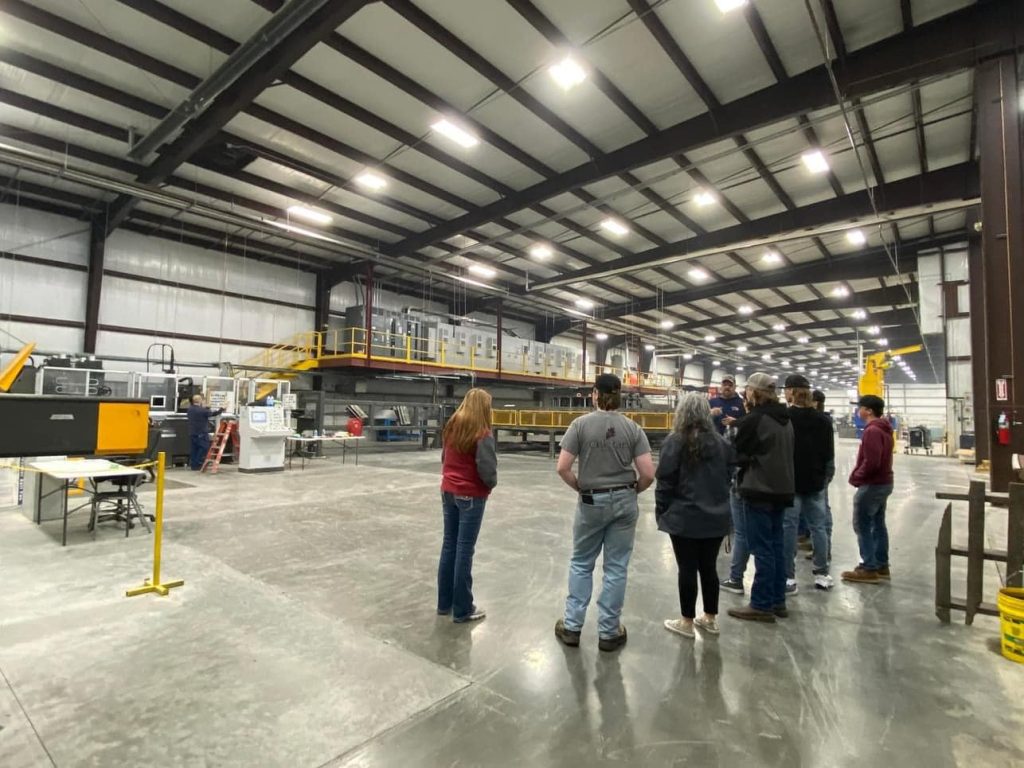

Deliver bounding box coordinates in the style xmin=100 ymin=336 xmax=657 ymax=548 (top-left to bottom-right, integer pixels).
xmin=126 ymin=451 xmax=185 ymax=598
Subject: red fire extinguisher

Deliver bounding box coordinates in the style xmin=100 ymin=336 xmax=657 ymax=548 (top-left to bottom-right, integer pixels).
xmin=997 ymin=411 xmax=1011 ymax=446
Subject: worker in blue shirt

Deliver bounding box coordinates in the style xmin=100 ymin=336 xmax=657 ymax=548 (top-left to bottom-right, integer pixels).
xmin=709 ymin=375 xmax=746 ymax=435
xmin=187 ymin=394 xmax=221 ymax=470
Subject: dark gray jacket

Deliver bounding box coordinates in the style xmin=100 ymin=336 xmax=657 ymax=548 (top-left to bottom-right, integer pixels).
xmin=735 ymin=402 xmax=795 ymax=506
xmin=655 ymin=431 xmax=734 ymax=538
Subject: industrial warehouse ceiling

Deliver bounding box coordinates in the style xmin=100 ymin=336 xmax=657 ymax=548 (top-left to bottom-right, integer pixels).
xmin=0 ymin=0 xmax=1016 ymax=387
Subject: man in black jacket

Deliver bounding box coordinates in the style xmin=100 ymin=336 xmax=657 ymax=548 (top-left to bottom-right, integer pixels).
xmin=727 ymin=372 xmax=795 ymax=623
xmin=782 ymin=375 xmax=836 ymax=592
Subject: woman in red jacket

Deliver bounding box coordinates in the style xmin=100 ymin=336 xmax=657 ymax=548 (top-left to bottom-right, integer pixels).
xmin=438 ymin=388 xmax=498 ymax=623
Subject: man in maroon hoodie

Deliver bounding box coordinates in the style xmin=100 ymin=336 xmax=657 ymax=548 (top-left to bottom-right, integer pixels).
xmin=842 ymin=395 xmax=894 ymax=584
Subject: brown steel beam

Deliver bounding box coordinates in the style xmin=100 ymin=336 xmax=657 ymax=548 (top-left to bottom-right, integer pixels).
xmin=976 ymin=55 xmax=1024 ymax=490
xmin=388 ymin=0 xmax=1018 ymax=255
xmin=83 ymin=219 xmax=105 ymax=353
xmin=102 ymin=0 xmax=370 ymax=234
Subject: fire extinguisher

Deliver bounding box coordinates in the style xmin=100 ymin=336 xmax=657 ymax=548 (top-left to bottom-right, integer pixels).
xmin=997 ymin=411 xmax=1011 ymax=446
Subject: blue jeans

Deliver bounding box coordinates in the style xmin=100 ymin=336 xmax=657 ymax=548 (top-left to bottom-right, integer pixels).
xmin=189 ymin=433 xmax=210 ymax=470
xmin=853 ymin=484 xmax=893 ymax=571
xmin=563 ymin=488 xmax=639 ymax=639
xmin=437 ymin=492 xmax=487 ymax=621
xmin=728 ymin=489 xmax=750 ymax=582
xmin=783 ymin=491 xmax=830 ymax=578
xmin=743 ymin=499 xmax=786 ymax=612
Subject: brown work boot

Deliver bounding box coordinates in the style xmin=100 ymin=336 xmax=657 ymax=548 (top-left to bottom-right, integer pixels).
xmin=727 ymin=605 xmax=777 ymax=623
xmin=876 ymin=566 xmax=891 ymax=580
xmin=841 ymin=567 xmax=880 ymax=584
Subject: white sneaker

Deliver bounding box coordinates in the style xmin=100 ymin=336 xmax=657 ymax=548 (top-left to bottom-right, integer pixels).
xmin=815 ymin=574 xmax=834 ymax=591
xmin=664 ymin=619 xmax=695 ymax=638
xmin=694 ymin=616 xmax=720 ymax=635
xmin=785 ymin=579 xmax=799 ymax=595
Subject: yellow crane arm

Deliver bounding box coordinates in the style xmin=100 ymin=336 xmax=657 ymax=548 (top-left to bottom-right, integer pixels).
xmin=0 ymin=343 xmax=35 ymax=392
xmin=859 ymin=344 xmax=923 ymax=398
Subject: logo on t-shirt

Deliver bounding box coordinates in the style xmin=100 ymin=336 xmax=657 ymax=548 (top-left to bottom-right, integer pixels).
xmin=605 ymin=427 xmax=616 ymax=440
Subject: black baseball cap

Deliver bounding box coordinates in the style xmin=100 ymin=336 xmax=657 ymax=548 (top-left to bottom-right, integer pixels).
xmin=594 ymin=373 xmax=622 ymax=394
xmin=784 ymin=373 xmax=811 ymax=389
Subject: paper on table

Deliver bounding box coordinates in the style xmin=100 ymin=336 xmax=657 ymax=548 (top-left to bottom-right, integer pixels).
xmin=30 ymin=459 xmax=124 ymax=474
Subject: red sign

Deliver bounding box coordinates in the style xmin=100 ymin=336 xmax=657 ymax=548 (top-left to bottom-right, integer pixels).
xmin=995 ymin=378 xmax=1008 ymax=402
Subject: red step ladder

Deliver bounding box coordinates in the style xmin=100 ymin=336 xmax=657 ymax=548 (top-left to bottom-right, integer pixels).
xmin=201 ymin=419 xmax=238 ymax=474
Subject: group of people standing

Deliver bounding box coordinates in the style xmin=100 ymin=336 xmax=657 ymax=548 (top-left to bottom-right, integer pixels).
xmin=435 ymin=370 xmax=895 ymax=650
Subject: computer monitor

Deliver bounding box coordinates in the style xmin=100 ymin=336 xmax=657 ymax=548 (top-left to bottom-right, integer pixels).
xmin=149 ymin=395 xmax=166 ymax=410
xmin=250 ymin=411 xmax=268 ymax=424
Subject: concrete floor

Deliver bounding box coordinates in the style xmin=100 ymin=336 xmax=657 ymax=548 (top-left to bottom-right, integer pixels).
xmin=1 ymin=440 xmax=1021 ymax=767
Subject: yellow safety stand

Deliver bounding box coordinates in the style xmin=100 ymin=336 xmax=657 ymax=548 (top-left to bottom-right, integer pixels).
xmin=126 ymin=451 xmax=184 ymax=598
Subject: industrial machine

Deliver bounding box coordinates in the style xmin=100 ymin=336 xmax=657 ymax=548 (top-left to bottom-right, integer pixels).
xmin=237 ymin=404 xmax=291 ymax=473
xmin=341 ymin=305 xmax=583 ymax=378
xmin=858 ymin=345 xmax=923 ymax=398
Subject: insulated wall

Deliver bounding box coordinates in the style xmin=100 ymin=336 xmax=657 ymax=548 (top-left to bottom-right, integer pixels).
xmin=1 ymin=204 xmax=316 ymax=376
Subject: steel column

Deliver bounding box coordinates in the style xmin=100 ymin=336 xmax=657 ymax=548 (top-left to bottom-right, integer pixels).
xmin=364 ymin=264 xmax=374 ymax=363
xmin=976 ymin=55 xmax=1024 ymax=491
xmin=496 ymin=300 xmax=503 ymax=379
xmin=83 ymin=219 xmax=105 ymax=353
xmin=967 ymin=233 xmax=989 ymax=463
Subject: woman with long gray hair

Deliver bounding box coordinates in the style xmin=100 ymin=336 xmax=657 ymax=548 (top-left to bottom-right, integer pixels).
xmin=655 ymin=392 xmax=734 ymax=638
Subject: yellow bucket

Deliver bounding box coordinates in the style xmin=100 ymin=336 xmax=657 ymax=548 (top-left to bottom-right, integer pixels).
xmin=997 ymin=587 xmax=1024 ymax=663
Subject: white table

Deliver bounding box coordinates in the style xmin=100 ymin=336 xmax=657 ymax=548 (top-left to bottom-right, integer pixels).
xmin=286 ymin=435 xmax=364 ymax=469
xmin=29 ymin=460 xmax=147 ymax=546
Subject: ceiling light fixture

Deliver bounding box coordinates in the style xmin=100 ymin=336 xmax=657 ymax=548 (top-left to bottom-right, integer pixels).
xmin=739 ymin=305 xmax=753 ymax=315
xmin=737 ymin=345 xmax=748 ymax=352
xmin=801 ymin=150 xmax=830 ymax=174
xmin=736 ymin=366 xmax=745 ymax=371
xmin=644 ymin=344 xmax=656 ymax=352
xmin=683 ymin=353 xmax=694 ymax=360
xmin=694 ymin=190 xmax=716 ymax=207
xmin=354 ymin=172 xmax=387 ymax=191
xmin=575 ymin=298 xmax=595 ymax=309
xmin=468 ymin=264 xmax=496 ymax=278
xmin=549 ymin=56 xmax=586 ymax=90
xmin=688 ymin=267 xmax=710 ymax=282
xmin=877 ymin=338 xmax=889 ymax=346
xmin=817 ymin=346 xmax=828 ymax=354
xmin=431 ymin=119 xmax=479 ymax=148
xmin=660 ymin=319 xmax=675 ymax=329
xmin=853 ymin=309 xmax=867 ymax=320
xmin=798 ymin=336 xmax=810 ymax=344
xmin=831 ymin=285 xmax=850 ymax=298
xmin=712 ymin=360 xmax=721 ymax=367
xmin=762 ymin=250 xmax=783 ymax=265
xmin=595 ymin=332 xmax=609 ymax=341
xmin=286 ymin=205 xmax=332 ymax=225
xmin=715 ymin=0 xmax=748 ymax=12
xmin=772 ymin=323 xmax=787 ymax=332
xmin=704 ymin=334 xmax=716 ymax=343
xmin=866 ymin=325 xmax=880 ymax=335
xmin=762 ymin=353 xmax=772 ymax=361
xmin=600 ymin=218 xmax=629 ymax=236
xmin=530 ymin=244 xmax=553 ymax=259
xmin=846 ymin=229 xmax=867 ymax=246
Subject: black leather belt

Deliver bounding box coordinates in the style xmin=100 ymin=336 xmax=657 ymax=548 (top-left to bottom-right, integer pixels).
xmin=581 ymin=483 xmax=636 ymax=494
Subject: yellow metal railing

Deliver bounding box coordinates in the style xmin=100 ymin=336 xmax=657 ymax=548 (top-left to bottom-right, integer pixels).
xmin=490 ymin=410 xmax=673 ymax=432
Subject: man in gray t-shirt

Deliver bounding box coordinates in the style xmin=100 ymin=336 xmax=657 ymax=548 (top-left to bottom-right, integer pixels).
xmin=554 ymin=373 xmax=655 ymax=652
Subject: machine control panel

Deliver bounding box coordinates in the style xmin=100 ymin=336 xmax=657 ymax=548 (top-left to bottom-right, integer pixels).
xmin=246 ymin=405 xmax=290 ymax=435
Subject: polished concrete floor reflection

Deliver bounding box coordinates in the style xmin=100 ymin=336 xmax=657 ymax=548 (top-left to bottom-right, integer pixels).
xmin=1 ymin=441 xmax=1022 ymax=767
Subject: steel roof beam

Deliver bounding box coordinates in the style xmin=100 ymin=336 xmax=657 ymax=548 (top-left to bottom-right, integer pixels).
xmin=530 ymin=162 xmax=977 ymax=290
xmin=101 ymin=0 xmax=370 ymax=234
xmin=388 ymin=0 xmax=1017 ymax=255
